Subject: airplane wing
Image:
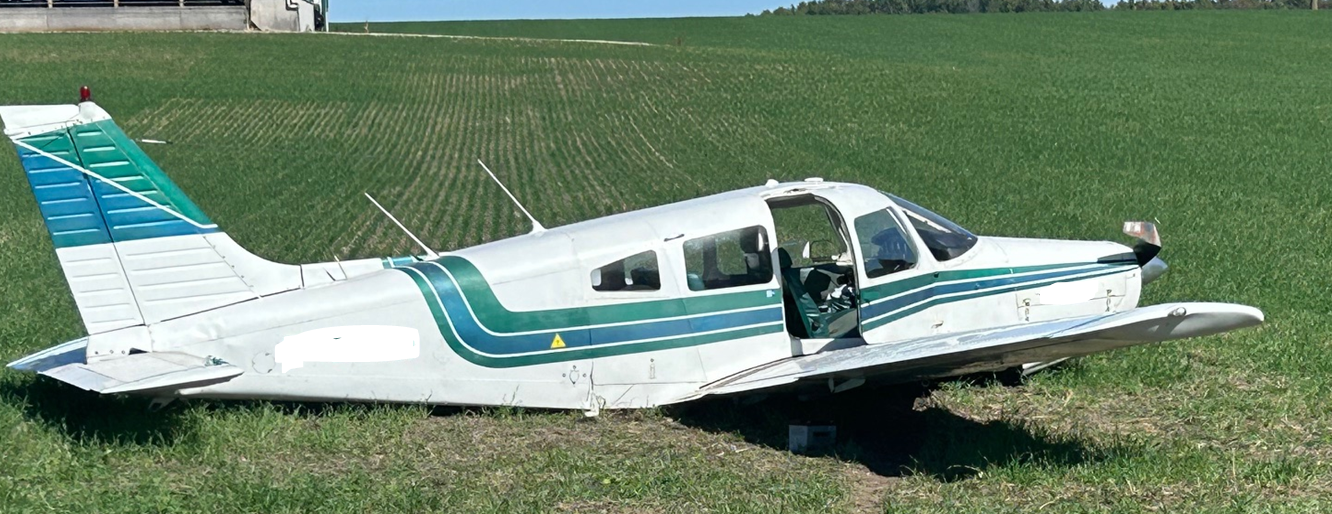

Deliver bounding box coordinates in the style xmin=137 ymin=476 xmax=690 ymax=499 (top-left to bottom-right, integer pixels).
xmin=674 ymin=302 xmax=1262 ymax=402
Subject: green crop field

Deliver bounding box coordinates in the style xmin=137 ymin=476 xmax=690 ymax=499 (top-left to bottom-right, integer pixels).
xmin=1 ymin=10 xmax=1330 ymax=512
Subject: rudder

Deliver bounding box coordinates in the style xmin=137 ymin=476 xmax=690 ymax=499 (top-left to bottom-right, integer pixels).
xmin=2 ymin=101 xmax=303 ymax=334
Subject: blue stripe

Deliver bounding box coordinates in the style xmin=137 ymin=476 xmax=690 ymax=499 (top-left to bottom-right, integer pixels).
xmin=15 ymin=124 xmax=218 ymax=249
xmin=861 ymin=265 xmax=1123 ymax=320
xmin=16 ymin=144 xmax=113 ymax=248
xmin=88 ymin=179 xmax=212 ymax=241
xmin=382 ymin=256 xmax=418 ymax=268
xmin=863 ymin=267 xmax=1132 ymax=331
xmin=401 ymin=262 xmax=783 ymax=356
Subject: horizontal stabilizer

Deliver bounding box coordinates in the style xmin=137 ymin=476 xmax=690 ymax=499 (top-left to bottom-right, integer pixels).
xmin=35 ymin=351 xmax=242 ymax=395
xmin=7 ymin=337 xmax=89 ymax=373
xmin=679 ymin=302 xmax=1263 ymax=401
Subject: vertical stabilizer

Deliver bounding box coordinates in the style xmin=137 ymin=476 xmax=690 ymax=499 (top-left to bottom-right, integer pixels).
xmin=1 ymin=101 xmax=304 ymax=333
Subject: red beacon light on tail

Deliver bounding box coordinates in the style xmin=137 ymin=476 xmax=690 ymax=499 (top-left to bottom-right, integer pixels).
xmin=79 ymin=86 xmax=91 ymax=103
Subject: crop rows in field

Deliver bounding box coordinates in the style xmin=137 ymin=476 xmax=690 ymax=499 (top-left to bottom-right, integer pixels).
xmin=118 ymin=51 xmax=792 ymax=261
xmin=1 ymin=12 xmax=1332 ymax=512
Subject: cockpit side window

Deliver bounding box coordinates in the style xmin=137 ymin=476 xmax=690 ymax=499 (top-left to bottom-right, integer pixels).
xmin=854 ymin=209 xmax=918 ymax=279
xmin=591 ymin=250 xmax=661 ymax=292
xmin=886 ymin=193 xmax=978 ymax=262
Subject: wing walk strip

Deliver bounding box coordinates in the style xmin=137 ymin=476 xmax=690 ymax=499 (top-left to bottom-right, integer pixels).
xmin=393 ymin=257 xmax=1133 ymax=368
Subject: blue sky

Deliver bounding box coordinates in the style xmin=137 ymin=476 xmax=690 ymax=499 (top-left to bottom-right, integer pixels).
xmin=331 ymin=0 xmax=782 ymax=23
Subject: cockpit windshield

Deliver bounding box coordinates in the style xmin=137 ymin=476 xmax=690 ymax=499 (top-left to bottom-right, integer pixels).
xmin=885 ymin=193 xmax=978 ymax=262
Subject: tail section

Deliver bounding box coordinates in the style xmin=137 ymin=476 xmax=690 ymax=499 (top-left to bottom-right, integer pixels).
xmin=3 ymin=97 xmax=407 ymax=395
xmin=2 ymin=100 xmax=380 ymax=336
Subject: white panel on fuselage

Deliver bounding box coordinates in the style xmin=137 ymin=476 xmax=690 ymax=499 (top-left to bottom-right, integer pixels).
xmin=151 ymin=267 xmax=598 ymax=409
xmin=915 ymin=240 xmax=1019 ymax=336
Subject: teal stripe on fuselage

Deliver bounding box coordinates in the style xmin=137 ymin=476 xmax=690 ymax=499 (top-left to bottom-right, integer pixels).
xmin=861 ymin=265 xmax=1133 ymax=331
xmin=397 ymin=255 xmax=1134 ymax=367
xmin=395 ymin=264 xmax=784 ymax=368
xmin=399 ymin=261 xmax=783 ymax=356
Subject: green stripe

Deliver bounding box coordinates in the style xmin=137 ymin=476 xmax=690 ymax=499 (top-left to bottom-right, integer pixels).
xmin=860 ymin=262 xmax=1097 ymax=303
xmin=862 ymin=267 xmax=1131 ymax=331
xmin=69 ymin=120 xmax=214 ymax=227
xmin=427 ymin=257 xmax=777 ymax=332
xmin=403 ymin=256 xmax=1129 ymax=367
xmin=401 ymin=266 xmax=784 ymax=367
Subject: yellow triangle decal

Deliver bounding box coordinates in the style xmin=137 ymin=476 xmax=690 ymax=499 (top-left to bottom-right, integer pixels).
xmin=550 ymin=333 xmax=566 ymax=349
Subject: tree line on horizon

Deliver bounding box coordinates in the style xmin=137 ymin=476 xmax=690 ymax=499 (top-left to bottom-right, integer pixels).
xmin=760 ymin=0 xmax=1323 ymax=14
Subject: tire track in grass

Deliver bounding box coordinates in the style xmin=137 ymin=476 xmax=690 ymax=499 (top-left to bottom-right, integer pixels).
xmin=493 ymin=59 xmax=536 ymax=241
xmin=627 ymin=94 xmax=704 ymax=198
xmin=588 ymin=57 xmax=682 ymax=211
xmin=242 ymin=100 xmax=312 ymax=254
xmin=532 ymin=58 xmax=580 ymax=225
xmin=379 ymin=96 xmax=435 ymax=253
xmin=517 ymin=104 xmax=547 ymax=231
xmin=258 ymin=99 xmax=344 ymax=256
xmin=580 ymin=114 xmax=638 ymax=213
xmin=540 ymin=55 xmax=584 ymax=229
xmin=540 ymin=57 xmax=580 ymax=224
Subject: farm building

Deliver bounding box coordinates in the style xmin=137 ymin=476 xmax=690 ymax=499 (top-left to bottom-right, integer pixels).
xmin=0 ymin=0 xmax=327 ymax=32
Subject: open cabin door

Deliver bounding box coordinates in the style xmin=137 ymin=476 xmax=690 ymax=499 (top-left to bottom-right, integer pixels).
xmin=774 ymin=187 xmax=941 ymax=347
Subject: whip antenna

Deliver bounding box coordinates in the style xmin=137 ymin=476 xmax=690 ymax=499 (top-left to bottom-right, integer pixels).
xmin=364 ymin=192 xmax=439 ymax=259
xmin=477 ymin=159 xmax=545 ymax=233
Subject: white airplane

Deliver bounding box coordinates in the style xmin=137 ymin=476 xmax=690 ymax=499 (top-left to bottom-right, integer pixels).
xmin=4 ymin=93 xmax=1263 ymax=413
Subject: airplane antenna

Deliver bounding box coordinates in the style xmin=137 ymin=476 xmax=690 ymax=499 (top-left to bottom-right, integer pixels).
xmin=477 ymin=159 xmax=545 ymax=233
xmin=333 ymin=254 xmax=350 ymax=278
xmin=364 ymin=192 xmax=439 ymax=259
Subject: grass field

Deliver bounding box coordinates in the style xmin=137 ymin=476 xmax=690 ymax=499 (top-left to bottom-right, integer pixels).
xmin=2 ymin=10 xmax=1331 ymax=512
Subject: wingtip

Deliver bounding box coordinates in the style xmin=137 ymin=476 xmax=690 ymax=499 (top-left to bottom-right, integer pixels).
xmin=6 ymin=338 xmax=89 ymax=373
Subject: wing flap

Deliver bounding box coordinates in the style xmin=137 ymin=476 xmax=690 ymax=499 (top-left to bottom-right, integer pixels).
xmin=38 ymin=352 xmax=242 ymax=395
xmin=679 ymin=302 xmax=1262 ymax=401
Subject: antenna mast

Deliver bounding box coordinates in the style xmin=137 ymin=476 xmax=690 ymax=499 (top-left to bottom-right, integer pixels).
xmin=477 ymin=159 xmax=545 ymax=233
xmin=364 ymin=192 xmax=439 ymax=259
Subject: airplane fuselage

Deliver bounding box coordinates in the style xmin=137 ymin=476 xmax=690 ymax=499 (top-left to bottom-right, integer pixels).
xmin=143 ymin=182 xmax=1143 ymax=410
xmin=5 ymin=100 xmax=1259 ymax=413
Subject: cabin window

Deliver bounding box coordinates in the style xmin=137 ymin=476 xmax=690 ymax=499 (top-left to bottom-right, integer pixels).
xmin=591 ymin=250 xmax=661 ymax=292
xmin=855 ymin=210 xmax=918 ymax=279
xmin=886 ymin=193 xmax=978 ymax=262
xmin=683 ymin=226 xmax=773 ymax=291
